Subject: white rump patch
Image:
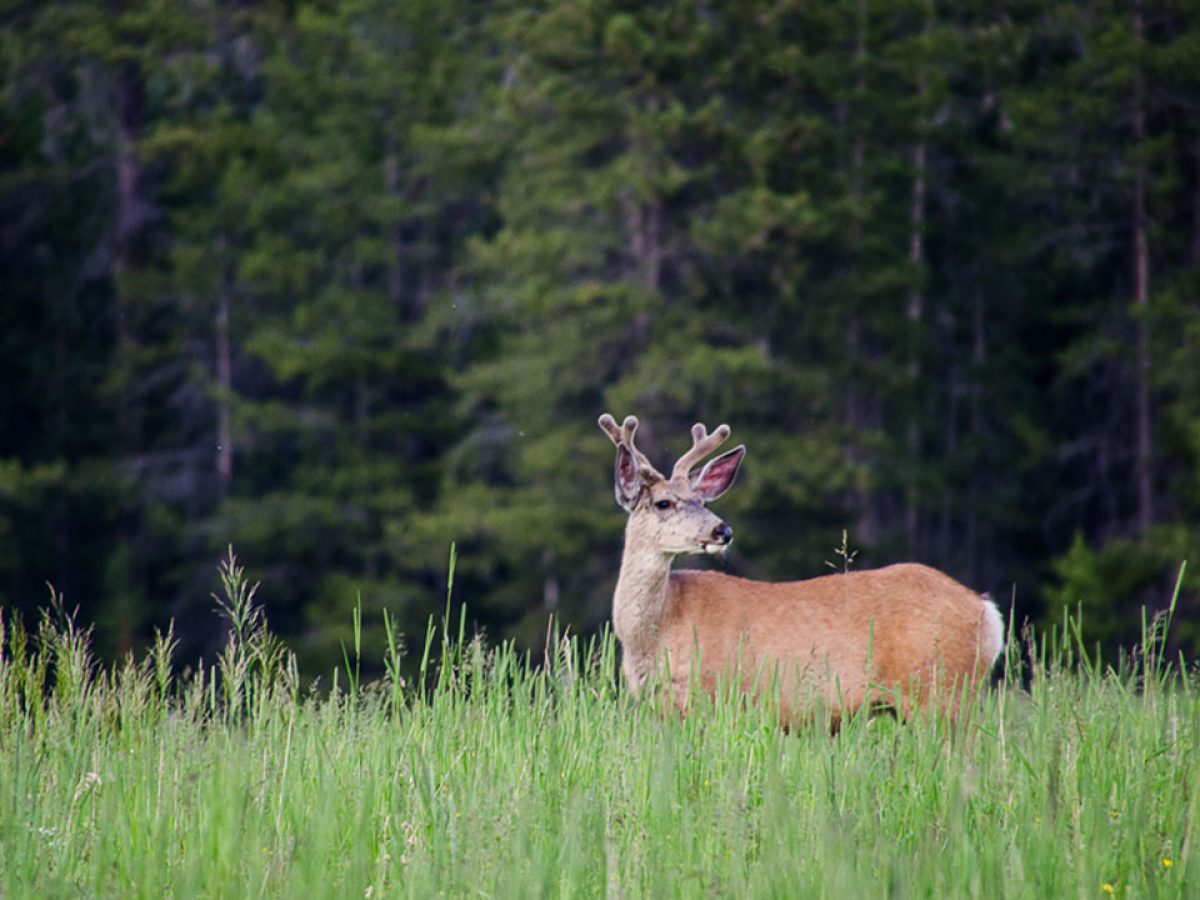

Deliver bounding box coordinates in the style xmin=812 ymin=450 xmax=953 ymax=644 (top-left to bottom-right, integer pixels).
xmin=980 ymin=596 xmax=1005 ymax=666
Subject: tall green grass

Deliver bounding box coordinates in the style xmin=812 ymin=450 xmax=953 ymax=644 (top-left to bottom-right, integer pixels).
xmin=1 ymin=553 xmax=1196 ymax=898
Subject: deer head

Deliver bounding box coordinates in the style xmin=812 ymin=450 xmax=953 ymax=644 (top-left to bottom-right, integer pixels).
xmin=598 ymin=413 xmax=746 ymax=555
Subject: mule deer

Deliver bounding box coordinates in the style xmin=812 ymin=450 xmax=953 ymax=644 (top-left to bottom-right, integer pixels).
xmin=598 ymin=413 xmax=1004 ymax=726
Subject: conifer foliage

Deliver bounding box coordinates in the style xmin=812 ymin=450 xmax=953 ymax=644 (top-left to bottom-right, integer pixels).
xmin=2 ymin=0 xmax=1199 ymax=669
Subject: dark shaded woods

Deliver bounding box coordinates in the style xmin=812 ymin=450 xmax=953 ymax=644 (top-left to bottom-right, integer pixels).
xmin=3 ymin=0 xmax=1198 ymax=674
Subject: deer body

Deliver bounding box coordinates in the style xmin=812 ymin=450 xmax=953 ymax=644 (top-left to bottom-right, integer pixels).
xmin=599 ymin=413 xmax=1004 ymax=726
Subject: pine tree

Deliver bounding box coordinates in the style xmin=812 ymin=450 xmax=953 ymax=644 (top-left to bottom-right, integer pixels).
xmin=196 ymin=0 xmax=498 ymax=667
xmin=1 ymin=0 xmax=214 ymax=655
xmin=1004 ymin=0 xmax=1200 ymax=653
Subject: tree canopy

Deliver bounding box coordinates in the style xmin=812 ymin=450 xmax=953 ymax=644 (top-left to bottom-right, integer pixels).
xmin=3 ymin=0 xmax=1199 ymax=672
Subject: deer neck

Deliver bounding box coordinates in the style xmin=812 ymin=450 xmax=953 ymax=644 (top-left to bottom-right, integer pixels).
xmin=613 ymin=521 xmax=674 ymax=678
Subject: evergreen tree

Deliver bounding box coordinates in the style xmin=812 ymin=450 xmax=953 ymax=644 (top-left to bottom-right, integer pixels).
xmin=1 ymin=0 xmax=212 ymax=655
xmin=3 ymin=0 xmax=1199 ymax=668
xmin=202 ymin=0 xmax=498 ymax=668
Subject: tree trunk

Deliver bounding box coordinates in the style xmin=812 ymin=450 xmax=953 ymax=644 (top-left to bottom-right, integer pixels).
xmin=623 ymin=189 xmax=662 ymax=294
xmin=351 ymin=260 xmax=370 ymax=451
xmin=215 ymin=238 xmax=234 ymax=497
xmin=845 ymin=0 xmax=879 ymax=548
xmin=542 ymin=548 xmax=559 ymax=610
xmin=644 ymin=196 xmax=662 ymax=293
xmin=938 ymin=346 xmax=959 ymax=566
xmin=905 ymin=134 xmax=928 ymax=554
xmin=385 ymin=131 xmax=409 ymax=316
xmin=623 ymin=124 xmax=663 ymax=295
xmin=967 ymin=288 xmax=985 ymax=585
xmin=1132 ymin=0 xmax=1153 ymax=532
xmin=903 ymin=0 xmax=933 ymax=554
xmin=1193 ymin=138 xmax=1200 ymax=268
xmin=114 ymin=60 xmax=147 ymax=451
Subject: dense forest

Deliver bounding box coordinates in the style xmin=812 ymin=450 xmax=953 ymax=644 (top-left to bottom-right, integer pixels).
xmin=2 ymin=0 xmax=1199 ymax=675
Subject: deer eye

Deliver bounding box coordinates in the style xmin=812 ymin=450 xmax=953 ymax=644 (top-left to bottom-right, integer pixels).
xmin=654 ymin=499 xmax=673 ymax=510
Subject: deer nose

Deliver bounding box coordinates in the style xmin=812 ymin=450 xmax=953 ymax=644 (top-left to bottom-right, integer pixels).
xmin=712 ymin=523 xmax=733 ymax=544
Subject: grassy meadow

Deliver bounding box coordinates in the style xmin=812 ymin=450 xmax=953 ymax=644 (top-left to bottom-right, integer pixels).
xmin=1 ymin=554 xmax=1197 ymax=898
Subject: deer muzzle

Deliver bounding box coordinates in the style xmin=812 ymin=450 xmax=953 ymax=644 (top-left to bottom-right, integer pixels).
xmin=704 ymin=522 xmax=733 ymax=553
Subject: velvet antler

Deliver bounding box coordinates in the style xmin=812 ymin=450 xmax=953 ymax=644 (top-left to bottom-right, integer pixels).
xmin=671 ymin=422 xmax=732 ymax=481
xmin=598 ymin=413 xmax=663 ymax=480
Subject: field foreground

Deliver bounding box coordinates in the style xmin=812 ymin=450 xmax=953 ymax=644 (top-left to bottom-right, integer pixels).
xmin=1 ymin=569 xmax=1197 ymax=897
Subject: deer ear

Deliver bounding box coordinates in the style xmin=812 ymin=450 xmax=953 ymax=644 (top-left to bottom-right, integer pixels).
xmin=614 ymin=443 xmax=643 ymax=511
xmin=691 ymin=445 xmax=745 ymax=501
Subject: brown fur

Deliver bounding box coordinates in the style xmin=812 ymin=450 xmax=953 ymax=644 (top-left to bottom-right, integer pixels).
xmin=599 ymin=413 xmax=1004 ymax=728
xmin=658 ymin=565 xmax=1001 ymax=727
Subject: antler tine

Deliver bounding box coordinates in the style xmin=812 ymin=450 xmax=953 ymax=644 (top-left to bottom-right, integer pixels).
xmin=671 ymin=421 xmax=732 ymax=480
xmin=598 ymin=413 xmax=660 ymax=476
xmin=597 ymin=413 xmax=624 ymax=446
